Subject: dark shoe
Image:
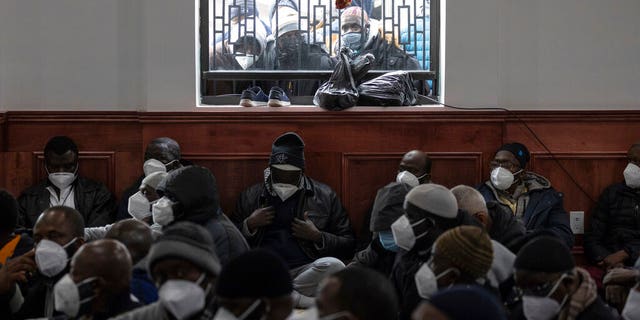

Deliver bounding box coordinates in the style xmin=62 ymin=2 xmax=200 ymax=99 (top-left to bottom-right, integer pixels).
xmin=239 ymin=86 xmax=268 ymax=107
xmin=268 ymin=87 xmax=291 ymax=107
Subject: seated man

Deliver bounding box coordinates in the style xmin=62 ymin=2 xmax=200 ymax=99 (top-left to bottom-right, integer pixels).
xmin=311 ymin=266 xmax=398 ymax=320
xmin=233 ymin=132 xmax=354 ymax=306
xmin=390 ymin=184 xmax=478 ymax=320
xmin=337 ymin=6 xmax=421 ymax=71
xmin=112 ymin=222 xmax=220 ymax=320
xmin=585 ymin=143 xmax=640 ymax=271
xmin=451 ymin=185 xmax=526 ymax=253
xmin=116 ymin=137 xmax=182 ymax=221
xmin=214 ymin=250 xmax=293 ymax=320
xmin=18 ymin=136 xmax=115 ymax=228
xmin=105 ymin=219 xmax=157 ymax=305
xmin=154 ymin=165 xmax=249 ymax=265
xmin=412 ymin=286 xmax=507 ymax=320
xmin=16 ymin=206 xmax=86 ymax=319
xmin=397 ymin=150 xmax=432 ymax=187
xmin=512 ymin=236 xmax=616 ymax=320
xmin=53 ymin=239 xmax=140 ymax=318
xmin=350 ymin=182 xmax=410 ymax=277
xmin=358 ymin=150 xmax=432 ymax=251
xmin=477 ymin=142 xmax=574 ymax=248
xmin=414 ymin=226 xmax=494 ymax=299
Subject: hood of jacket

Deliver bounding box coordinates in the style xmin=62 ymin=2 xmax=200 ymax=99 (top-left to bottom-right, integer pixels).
xmin=156 ymin=165 xmax=220 ymax=223
xmin=370 ymin=182 xmax=411 ymax=232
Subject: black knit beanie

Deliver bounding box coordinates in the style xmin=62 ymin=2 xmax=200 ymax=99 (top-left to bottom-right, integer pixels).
xmin=497 ymin=142 xmax=530 ymax=169
xmin=514 ymin=236 xmax=575 ymax=273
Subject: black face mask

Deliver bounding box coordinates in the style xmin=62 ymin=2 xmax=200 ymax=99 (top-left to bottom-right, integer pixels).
xmin=277 ymin=35 xmax=304 ymax=65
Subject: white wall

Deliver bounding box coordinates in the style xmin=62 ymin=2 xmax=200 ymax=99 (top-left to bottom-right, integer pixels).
xmin=445 ymin=0 xmax=640 ymax=110
xmin=1 ymin=0 xmax=638 ymax=110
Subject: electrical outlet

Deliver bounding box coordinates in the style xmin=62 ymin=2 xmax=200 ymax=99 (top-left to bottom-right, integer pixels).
xmin=570 ymin=211 xmax=585 ymax=234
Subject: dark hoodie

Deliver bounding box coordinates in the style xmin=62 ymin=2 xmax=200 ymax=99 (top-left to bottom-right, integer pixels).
xmin=157 ymin=166 xmax=249 ymax=265
xmin=351 ymin=182 xmax=410 ymax=276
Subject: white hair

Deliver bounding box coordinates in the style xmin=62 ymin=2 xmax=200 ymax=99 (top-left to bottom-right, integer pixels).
xmin=451 ymin=185 xmax=487 ymax=215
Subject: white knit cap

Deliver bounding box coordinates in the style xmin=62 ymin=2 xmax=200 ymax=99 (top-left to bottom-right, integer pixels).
xmin=403 ymin=183 xmax=458 ymax=219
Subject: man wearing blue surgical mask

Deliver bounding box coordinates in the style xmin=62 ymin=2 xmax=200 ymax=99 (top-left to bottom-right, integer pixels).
xmin=477 ymin=142 xmax=573 ymax=249
xmin=115 ymin=137 xmax=183 ymax=221
xmin=15 ymin=206 xmax=85 ymax=318
xmin=337 ymin=6 xmax=421 ymax=71
xmin=17 ymin=136 xmax=115 ymax=228
xmin=350 ymin=182 xmax=410 ymax=277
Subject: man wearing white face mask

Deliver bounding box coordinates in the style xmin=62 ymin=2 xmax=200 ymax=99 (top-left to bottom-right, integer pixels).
xmin=53 ymin=239 xmax=140 ymax=319
xmin=477 ymin=142 xmax=574 ymax=249
xmin=116 ymin=137 xmax=183 ymax=221
xmin=233 ymin=132 xmax=354 ymax=308
xmin=153 ymin=166 xmax=249 ymax=266
xmin=113 ymin=222 xmax=221 ymax=320
xmin=389 ymin=184 xmax=479 ymax=320
xmin=512 ymin=236 xmax=617 ymax=320
xmin=585 ymin=143 xmax=640 ymax=275
xmin=18 ymin=136 xmax=115 ymax=228
xmin=15 ymin=206 xmax=85 ymax=319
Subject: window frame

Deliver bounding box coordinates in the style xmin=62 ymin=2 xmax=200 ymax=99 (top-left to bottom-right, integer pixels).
xmin=199 ymin=0 xmax=440 ymax=106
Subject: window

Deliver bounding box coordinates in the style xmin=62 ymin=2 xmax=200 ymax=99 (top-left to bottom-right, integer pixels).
xmin=199 ymin=0 xmax=439 ymax=105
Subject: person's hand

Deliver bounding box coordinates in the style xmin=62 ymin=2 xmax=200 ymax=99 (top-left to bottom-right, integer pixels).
xmin=0 ymin=250 xmax=36 ymax=294
xmin=603 ymin=268 xmax=639 ymax=286
xmin=605 ymin=284 xmax=630 ymax=310
xmin=292 ymin=212 xmax=322 ymax=243
xmin=599 ymin=250 xmax=629 ymax=270
xmin=246 ymin=206 xmax=275 ymax=232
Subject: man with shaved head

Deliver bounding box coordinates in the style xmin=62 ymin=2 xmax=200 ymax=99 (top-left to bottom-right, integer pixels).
xmin=451 ymin=185 xmax=526 ymax=253
xmin=16 ymin=206 xmax=86 ymax=318
xmin=53 ymin=239 xmax=140 ymax=318
xmin=116 ymin=137 xmax=183 ymax=221
xmin=397 ymin=150 xmax=432 ymax=187
xmin=106 ymin=219 xmax=157 ymax=304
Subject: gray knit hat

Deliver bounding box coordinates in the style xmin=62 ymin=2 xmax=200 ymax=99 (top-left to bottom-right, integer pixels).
xmin=147 ymin=221 xmax=221 ymax=276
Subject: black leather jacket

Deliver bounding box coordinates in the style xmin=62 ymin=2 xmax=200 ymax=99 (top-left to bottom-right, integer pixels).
xmin=585 ymin=182 xmax=640 ymax=264
xmin=232 ymin=176 xmax=355 ymax=261
xmin=17 ymin=176 xmax=115 ymax=228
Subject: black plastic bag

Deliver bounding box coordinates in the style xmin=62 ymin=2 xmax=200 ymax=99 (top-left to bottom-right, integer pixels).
xmin=314 ymin=48 xmax=374 ymax=110
xmin=357 ymin=71 xmax=418 ymax=106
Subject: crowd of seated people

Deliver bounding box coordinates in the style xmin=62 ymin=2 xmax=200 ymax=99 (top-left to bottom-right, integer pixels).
xmin=0 ymin=133 xmax=639 ymax=319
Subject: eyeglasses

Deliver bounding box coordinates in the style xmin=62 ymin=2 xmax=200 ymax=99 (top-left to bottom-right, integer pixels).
xmin=520 ymin=274 xmax=567 ymax=297
xmin=490 ymin=160 xmax=519 ymax=171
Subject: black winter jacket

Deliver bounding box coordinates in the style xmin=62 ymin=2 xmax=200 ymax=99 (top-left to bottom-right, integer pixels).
xmin=232 ymin=176 xmax=355 ymax=261
xmin=17 ymin=176 xmax=115 ymax=228
xmin=486 ymin=201 xmax=528 ymax=253
xmin=584 ymin=182 xmax=640 ymax=264
xmin=478 ymin=173 xmax=574 ymax=249
xmin=157 ymin=166 xmax=249 ymax=266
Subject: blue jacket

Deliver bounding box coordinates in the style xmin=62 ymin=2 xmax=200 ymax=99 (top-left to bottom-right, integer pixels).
xmin=478 ymin=172 xmax=574 ymax=249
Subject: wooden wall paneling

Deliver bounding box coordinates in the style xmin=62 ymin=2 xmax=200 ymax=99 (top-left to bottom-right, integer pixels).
xmin=182 ymin=153 xmax=270 ymax=216
xmin=5 ymin=112 xmax=140 ymax=152
xmin=530 ymin=152 xmax=628 ymax=262
xmin=2 ymin=152 xmax=36 ymax=198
